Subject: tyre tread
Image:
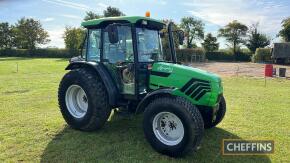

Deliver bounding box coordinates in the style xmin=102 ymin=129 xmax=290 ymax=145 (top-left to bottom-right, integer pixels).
xmin=144 ymin=96 xmax=204 ymax=157
xmin=58 ymin=68 xmax=111 ymax=131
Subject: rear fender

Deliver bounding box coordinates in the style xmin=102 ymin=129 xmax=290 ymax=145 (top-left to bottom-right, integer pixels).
xmin=66 ymin=61 xmax=119 ymax=107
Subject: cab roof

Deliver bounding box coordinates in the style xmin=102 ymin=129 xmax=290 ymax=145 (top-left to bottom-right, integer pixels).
xmin=81 ymin=16 xmax=165 ymax=29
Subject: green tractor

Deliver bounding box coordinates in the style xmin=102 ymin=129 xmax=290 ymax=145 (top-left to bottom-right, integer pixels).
xmin=58 ymin=16 xmax=226 ymax=157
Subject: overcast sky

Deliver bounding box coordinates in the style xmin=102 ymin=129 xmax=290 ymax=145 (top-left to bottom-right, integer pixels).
xmin=0 ymin=0 xmax=289 ymax=48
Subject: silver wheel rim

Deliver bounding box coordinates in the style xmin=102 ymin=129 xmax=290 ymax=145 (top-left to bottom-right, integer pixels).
xmin=65 ymin=85 xmax=88 ymax=118
xmin=152 ymin=112 xmax=184 ymax=146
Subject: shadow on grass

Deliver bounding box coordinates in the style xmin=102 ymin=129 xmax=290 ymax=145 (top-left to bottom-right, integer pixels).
xmin=55 ymin=58 xmax=69 ymax=62
xmin=0 ymin=57 xmax=70 ymax=62
xmin=183 ymin=128 xmax=270 ymax=162
xmin=41 ymin=115 xmax=270 ymax=162
xmin=0 ymin=57 xmax=34 ymax=61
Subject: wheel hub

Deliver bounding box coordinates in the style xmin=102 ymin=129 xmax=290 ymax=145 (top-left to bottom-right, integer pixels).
xmin=152 ymin=112 xmax=184 ymax=146
xmin=65 ymin=85 xmax=88 ymax=118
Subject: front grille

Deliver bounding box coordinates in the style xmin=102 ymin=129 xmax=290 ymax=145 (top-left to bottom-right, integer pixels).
xmin=180 ymin=78 xmax=211 ymax=101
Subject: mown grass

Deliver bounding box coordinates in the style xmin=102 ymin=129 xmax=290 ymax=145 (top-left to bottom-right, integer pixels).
xmin=0 ymin=57 xmax=289 ymax=162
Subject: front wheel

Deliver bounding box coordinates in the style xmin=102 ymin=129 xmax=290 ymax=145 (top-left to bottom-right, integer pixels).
xmin=204 ymin=95 xmax=226 ymax=129
xmin=143 ymin=96 xmax=204 ymax=157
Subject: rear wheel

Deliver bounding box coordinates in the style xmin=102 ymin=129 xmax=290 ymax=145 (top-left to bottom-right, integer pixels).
xmin=143 ymin=96 xmax=204 ymax=157
xmin=65 ymin=85 xmax=88 ymax=118
xmin=58 ymin=68 xmax=111 ymax=131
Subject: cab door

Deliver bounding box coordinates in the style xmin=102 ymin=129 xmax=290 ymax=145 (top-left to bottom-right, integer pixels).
xmin=102 ymin=25 xmax=135 ymax=95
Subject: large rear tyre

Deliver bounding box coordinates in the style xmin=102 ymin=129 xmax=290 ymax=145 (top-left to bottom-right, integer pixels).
xmin=58 ymin=68 xmax=111 ymax=131
xmin=143 ymin=96 xmax=204 ymax=157
xmin=204 ymin=96 xmax=226 ymax=129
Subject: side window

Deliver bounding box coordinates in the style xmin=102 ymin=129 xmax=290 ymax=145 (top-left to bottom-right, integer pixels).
xmin=81 ymin=34 xmax=87 ymax=59
xmin=103 ymin=26 xmax=134 ymax=63
xmin=87 ymin=29 xmax=101 ymax=61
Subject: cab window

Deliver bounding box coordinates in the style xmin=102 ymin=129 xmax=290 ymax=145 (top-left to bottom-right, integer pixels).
xmin=87 ymin=29 xmax=101 ymax=61
xmin=136 ymin=28 xmax=163 ymax=62
xmin=103 ymin=26 xmax=134 ymax=63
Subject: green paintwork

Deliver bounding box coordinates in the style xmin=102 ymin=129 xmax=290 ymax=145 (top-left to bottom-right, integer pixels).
xmin=81 ymin=16 xmax=164 ymax=27
xmin=149 ymin=62 xmax=223 ymax=107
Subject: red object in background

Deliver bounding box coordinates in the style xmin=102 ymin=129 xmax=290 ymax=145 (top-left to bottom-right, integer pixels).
xmin=265 ymin=64 xmax=273 ymax=77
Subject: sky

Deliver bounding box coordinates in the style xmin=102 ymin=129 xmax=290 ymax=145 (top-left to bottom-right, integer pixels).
xmin=0 ymin=0 xmax=289 ymax=48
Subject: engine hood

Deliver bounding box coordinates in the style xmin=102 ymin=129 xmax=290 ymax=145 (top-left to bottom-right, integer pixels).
xmin=152 ymin=62 xmax=221 ymax=83
xmin=150 ymin=62 xmax=223 ymax=107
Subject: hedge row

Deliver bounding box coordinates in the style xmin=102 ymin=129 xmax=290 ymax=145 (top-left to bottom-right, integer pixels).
xmin=164 ymin=48 xmax=205 ymax=62
xmin=0 ymin=49 xmax=79 ymax=58
xmin=206 ymin=50 xmax=252 ymax=62
xmin=1 ymin=48 xmax=206 ymax=61
xmin=252 ymin=48 xmax=272 ymax=63
xmin=164 ymin=48 xmax=252 ymax=62
xmin=0 ymin=48 xmax=252 ymax=62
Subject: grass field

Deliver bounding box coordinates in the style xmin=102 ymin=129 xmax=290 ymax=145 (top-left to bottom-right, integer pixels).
xmin=0 ymin=57 xmax=289 ymax=162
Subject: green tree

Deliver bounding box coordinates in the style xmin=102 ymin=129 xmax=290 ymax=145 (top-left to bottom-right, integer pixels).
xmin=14 ymin=17 xmax=50 ymax=50
xmin=278 ymin=17 xmax=290 ymax=42
xmin=84 ymin=11 xmax=102 ymax=21
xmin=0 ymin=22 xmax=15 ymax=49
xmin=218 ymin=20 xmax=248 ymax=57
xmin=202 ymin=33 xmax=219 ymax=52
xmin=246 ymin=23 xmax=270 ymax=53
xmin=63 ymin=26 xmax=85 ymax=55
xmin=161 ymin=20 xmax=179 ymax=48
xmin=103 ymin=6 xmax=125 ymax=17
xmin=83 ymin=7 xmax=124 ymax=20
xmin=180 ymin=17 xmax=204 ymax=48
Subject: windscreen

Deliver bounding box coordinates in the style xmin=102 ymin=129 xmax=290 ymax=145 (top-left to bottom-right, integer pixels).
xmin=136 ymin=28 xmax=164 ymax=62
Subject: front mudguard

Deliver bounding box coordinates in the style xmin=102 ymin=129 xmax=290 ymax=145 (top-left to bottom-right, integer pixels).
xmin=135 ymin=88 xmax=173 ymax=114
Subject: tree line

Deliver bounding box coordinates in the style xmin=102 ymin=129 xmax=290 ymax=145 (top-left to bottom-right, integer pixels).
xmin=0 ymin=18 xmax=50 ymax=51
xmin=0 ymin=6 xmax=124 ymax=53
xmin=1 ymin=6 xmax=290 ymax=59
xmin=176 ymin=18 xmax=270 ymax=59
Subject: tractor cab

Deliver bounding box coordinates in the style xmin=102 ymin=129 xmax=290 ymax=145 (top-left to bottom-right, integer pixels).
xmin=79 ymin=16 xmax=182 ymax=99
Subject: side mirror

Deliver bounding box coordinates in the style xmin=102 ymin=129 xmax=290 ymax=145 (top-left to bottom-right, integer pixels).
xmin=177 ymin=30 xmax=184 ymax=45
xmin=107 ymin=24 xmax=119 ymax=44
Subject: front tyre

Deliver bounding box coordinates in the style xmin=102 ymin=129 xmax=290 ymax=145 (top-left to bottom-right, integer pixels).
xmin=204 ymin=95 xmax=226 ymax=129
xmin=143 ymin=96 xmax=204 ymax=157
xmin=58 ymin=68 xmax=111 ymax=131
